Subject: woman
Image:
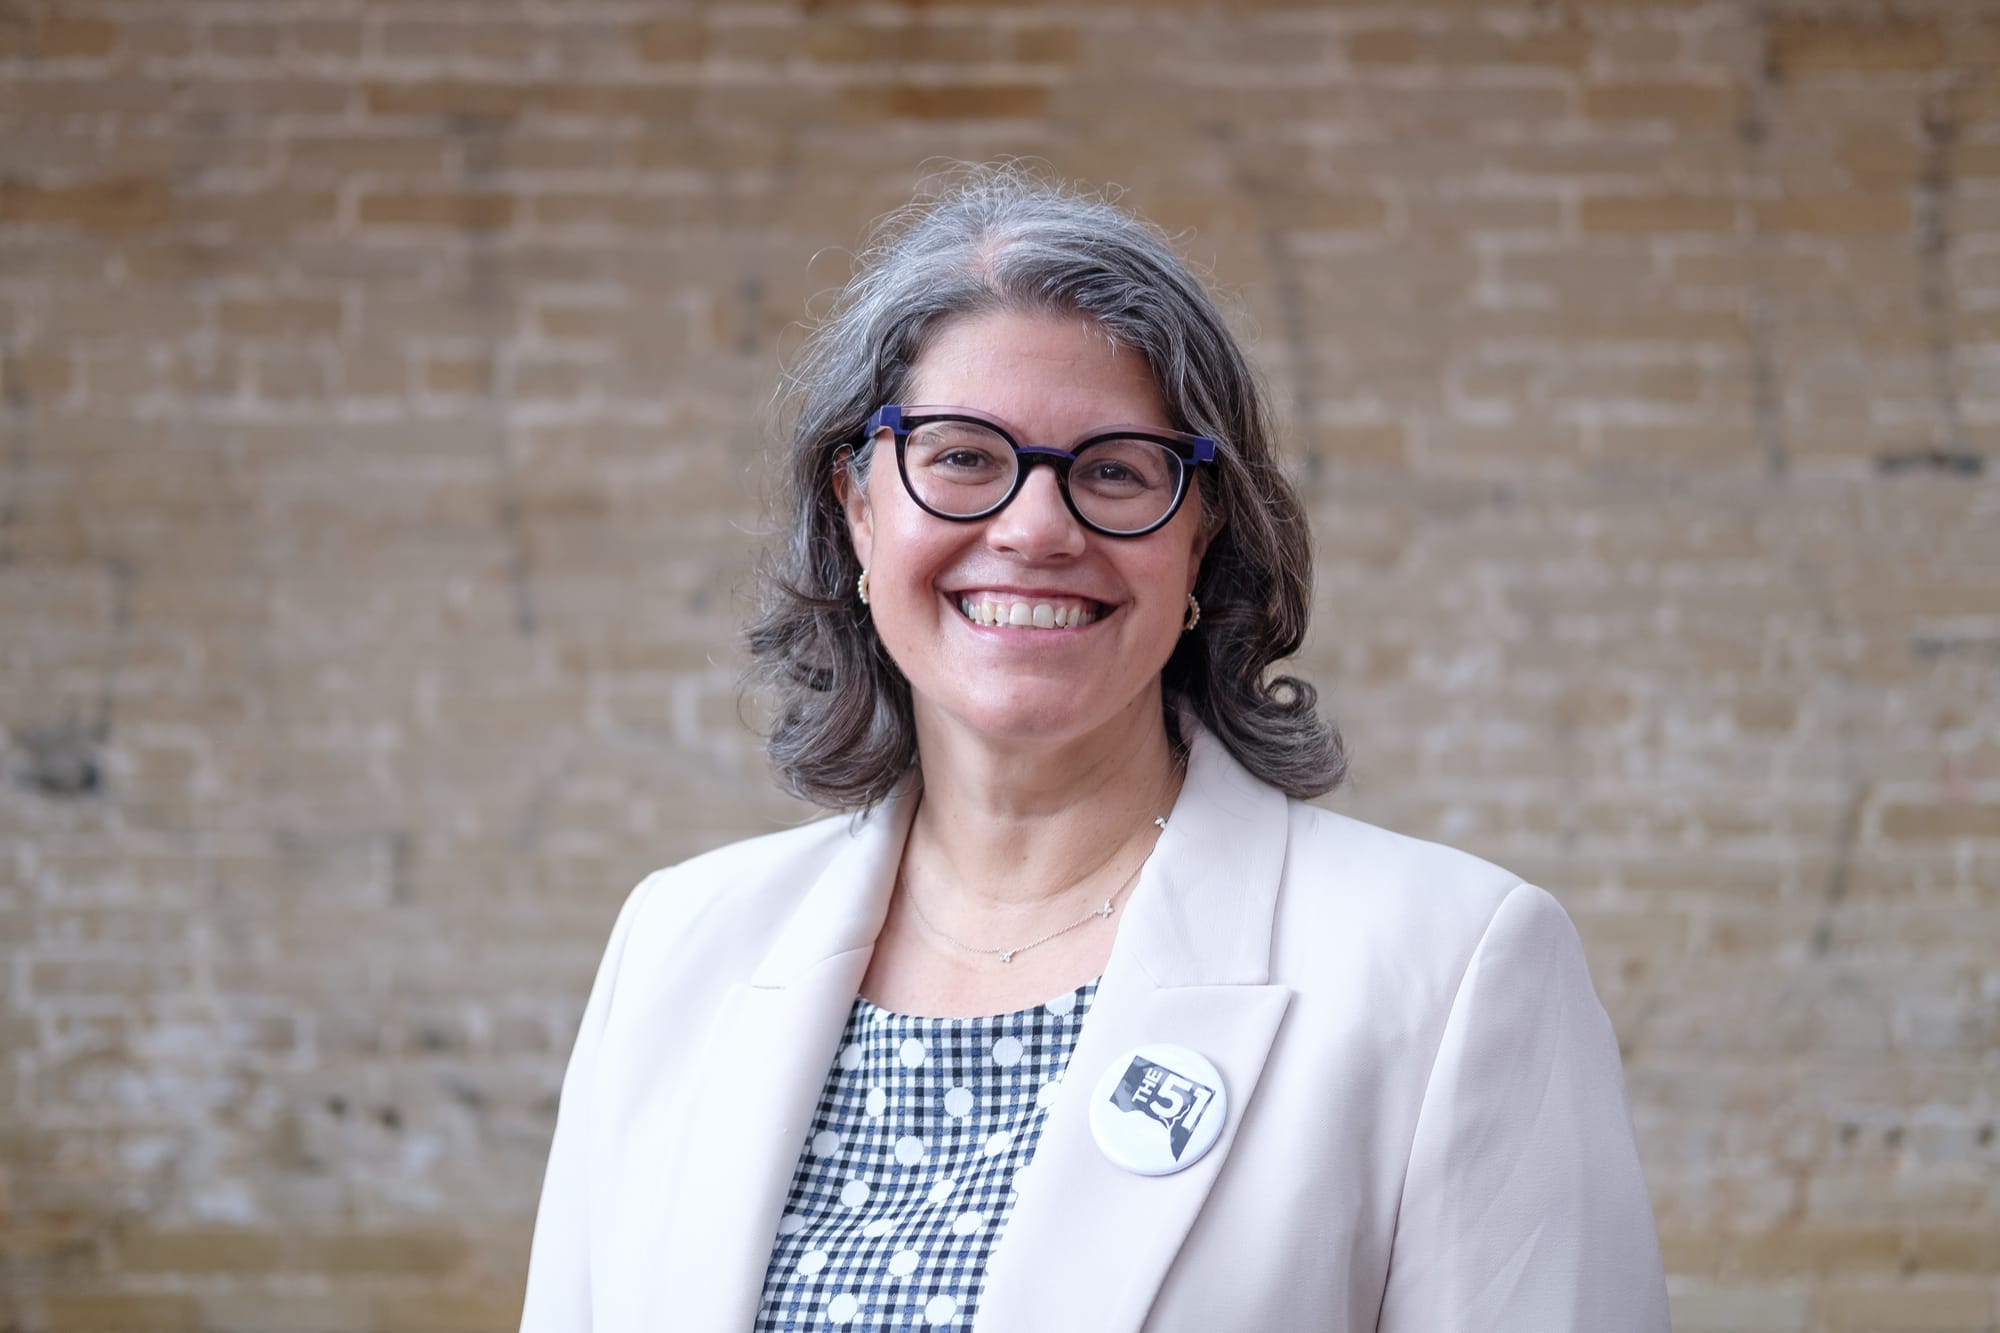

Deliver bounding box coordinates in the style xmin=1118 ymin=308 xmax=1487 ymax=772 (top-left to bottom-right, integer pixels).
xmin=522 ymin=169 xmax=1670 ymax=1332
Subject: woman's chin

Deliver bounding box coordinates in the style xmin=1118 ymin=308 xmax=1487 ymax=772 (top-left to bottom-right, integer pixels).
xmin=916 ymin=688 xmax=1160 ymax=754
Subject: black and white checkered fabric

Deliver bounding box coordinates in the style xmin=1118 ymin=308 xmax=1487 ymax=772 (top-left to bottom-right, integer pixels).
xmin=755 ymin=980 xmax=1100 ymax=1330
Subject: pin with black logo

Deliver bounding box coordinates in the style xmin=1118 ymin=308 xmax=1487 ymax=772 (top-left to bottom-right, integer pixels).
xmin=1089 ymin=1044 xmax=1227 ymax=1176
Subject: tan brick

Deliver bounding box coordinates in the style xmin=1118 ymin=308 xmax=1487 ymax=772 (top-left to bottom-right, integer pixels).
xmin=291 ymin=21 xmax=364 ymax=58
xmin=31 ymin=18 xmax=119 ymax=59
xmin=1771 ymin=21 xmax=1947 ymax=73
xmin=178 ymin=188 xmax=340 ymax=232
xmin=423 ymin=355 xmax=494 ymax=395
xmin=120 ymin=1228 xmax=285 ymax=1274
xmin=1013 ymin=26 xmax=1082 ymax=63
xmin=803 ymin=23 xmax=991 ymax=64
xmin=1757 ymin=194 xmax=1911 ymax=235
xmin=538 ymin=84 xmax=699 ymax=121
xmin=378 ymin=1288 xmax=520 ymax=1333
xmin=1817 ymin=1283 xmax=1996 ymax=1330
xmin=1583 ymin=82 xmax=1742 ymax=122
xmin=43 ymin=1292 xmax=199 ymax=1330
xmin=1347 ymin=26 xmax=1591 ymax=69
xmin=293 ymin=1229 xmax=469 ymax=1275
xmin=217 ymin=298 xmax=344 ymax=338
xmin=1733 ymin=1224 xmax=1907 ymax=1276
xmin=287 ymin=135 xmax=452 ymax=175
xmin=1880 ymin=803 xmax=2000 ymax=841
xmin=1908 ymin=1224 xmax=2000 ymax=1272
xmin=1302 ymin=423 xmax=1409 ymax=467
xmin=207 ymin=22 xmax=282 ymax=58
xmin=1959 ymin=143 xmax=2000 ymax=178
xmin=1262 ymin=190 xmax=1391 ymax=232
xmin=0 ymin=178 xmax=170 ymax=231
xmin=376 ymin=21 xmax=539 ymax=63
xmin=535 ymin=304 xmax=630 ymax=340
xmin=633 ymin=17 xmax=708 ymax=62
xmin=197 ymin=1291 xmax=375 ymax=1333
xmin=859 ymin=83 xmax=1051 ymax=121
xmin=2 ymin=343 xmax=74 ymax=402
xmin=180 ymin=77 xmax=349 ymax=118
xmin=1580 ymin=194 xmax=1738 ymax=233
xmin=366 ymin=81 xmax=536 ymax=119
xmin=357 ymin=191 xmax=516 ymax=230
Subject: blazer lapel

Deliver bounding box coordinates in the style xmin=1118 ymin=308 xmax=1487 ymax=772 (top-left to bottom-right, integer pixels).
xmin=975 ymin=729 xmax=1295 ymax=1333
xmin=628 ymin=792 xmax=915 ymax=1330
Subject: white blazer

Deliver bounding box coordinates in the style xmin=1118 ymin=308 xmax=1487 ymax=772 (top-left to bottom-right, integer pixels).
xmin=522 ymin=727 xmax=1670 ymax=1331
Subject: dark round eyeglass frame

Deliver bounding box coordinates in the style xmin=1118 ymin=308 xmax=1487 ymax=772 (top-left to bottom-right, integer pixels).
xmin=862 ymin=404 xmax=1217 ymax=539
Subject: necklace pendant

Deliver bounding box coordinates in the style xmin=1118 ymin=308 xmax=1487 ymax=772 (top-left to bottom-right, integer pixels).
xmin=998 ymin=949 xmax=1015 ymax=964
xmin=1096 ymin=899 xmax=1114 ymax=917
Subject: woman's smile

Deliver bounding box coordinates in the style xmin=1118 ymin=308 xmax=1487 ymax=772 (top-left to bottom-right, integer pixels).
xmin=951 ymin=591 xmax=1110 ymax=630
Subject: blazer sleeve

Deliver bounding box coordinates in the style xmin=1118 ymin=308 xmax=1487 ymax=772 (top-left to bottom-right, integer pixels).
xmin=520 ymin=877 xmax=654 ymax=1332
xmin=1377 ymin=882 xmax=1671 ymax=1332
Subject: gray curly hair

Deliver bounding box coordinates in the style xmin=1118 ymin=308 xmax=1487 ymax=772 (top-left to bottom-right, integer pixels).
xmin=746 ymin=165 xmax=1345 ymax=810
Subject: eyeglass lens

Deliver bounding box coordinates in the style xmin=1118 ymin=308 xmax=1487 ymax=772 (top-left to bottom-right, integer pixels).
xmin=899 ymin=420 xmax=1183 ymax=534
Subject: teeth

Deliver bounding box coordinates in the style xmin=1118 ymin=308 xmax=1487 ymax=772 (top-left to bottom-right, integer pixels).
xmin=956 ymin=596 xmax=1099 ymax=630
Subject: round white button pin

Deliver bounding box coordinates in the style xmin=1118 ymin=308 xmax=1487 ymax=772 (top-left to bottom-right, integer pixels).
xmin=1089 ymin=1044 xmax=1227 ymax=1176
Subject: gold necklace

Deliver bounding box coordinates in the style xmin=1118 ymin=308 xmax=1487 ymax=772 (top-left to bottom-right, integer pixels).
xmin=903 ymin=815 xmax=1167 ymax=965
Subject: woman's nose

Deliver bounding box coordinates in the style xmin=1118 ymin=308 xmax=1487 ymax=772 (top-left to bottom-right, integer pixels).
xmin=986 ymin=463 xmax=1086 ymax=559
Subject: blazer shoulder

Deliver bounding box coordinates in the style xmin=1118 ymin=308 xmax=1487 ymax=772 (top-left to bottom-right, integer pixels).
xmin=1270 ymin=800 xmax=1550 ymax=999
xmin=1287 ymin=800 xmax=1525 ymax=911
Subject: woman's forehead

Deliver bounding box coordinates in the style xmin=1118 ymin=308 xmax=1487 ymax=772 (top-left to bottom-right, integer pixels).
xmin=905 ymin=311 xmax=1166 ymax=425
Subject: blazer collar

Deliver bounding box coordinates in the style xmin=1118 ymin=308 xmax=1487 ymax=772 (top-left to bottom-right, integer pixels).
xmin=749 ymin=722 xmax=1290 ymax=993
xmin=749 ymin=784 xmax=917 ymax=988
xmin=1123 ymin=722 xmax=1290 ymax=988
xmin=976 ymin=726 xmax=1296 ymax=1331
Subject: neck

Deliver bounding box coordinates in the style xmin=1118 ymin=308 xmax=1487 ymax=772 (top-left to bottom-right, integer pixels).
xmin=903 ymin=692 xmax=1184 ymax=921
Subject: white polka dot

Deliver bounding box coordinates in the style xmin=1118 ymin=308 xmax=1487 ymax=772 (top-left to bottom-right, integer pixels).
xmin=927 ymin=1177 xmax=956 ymax=1204
xmin=840 ymin=1178 xmax=871 ymax=1207
xmin=798 ymin=1249 xmax=828 ymax=1276
xmin=812 ymin=1130 xmax=841 ymax=1157
xmin=828 ymin=1292 xmax=860 ymax=1324
xmin=982 ymin=1130 xmax=1013 ymax=1157
xmin=898 ymin=1037 xmax=927 ymax=1068
xmin=777 ymin=1213 xmax=805 ymax=1236
xmin=942 ymin=1086 xmax=974 ymax=1118
xmin=991 ymin=1035 xmax=1024 ymax=1067
xmin=951 ymin=1210 xmax=986 ymax=1236
xmin=1035 ymin=1079 xmax=1061 ymax=1109
xmin=838 ymin=1043 xmax=863 ymax=1071
xmin=887 ymin=1248 xmax=919 ymax=1277
xmin=861 ymin=1217 xmax=894 ymax=1239
xmin=1045 ymin=990 xmax=1077 ymax=1016
xmin=925 ymin=1294 xmax=959 ymax=1325
xmin=865 ymin=1087 xmax=887 ymax=1116
xmin=893 ymin=1135 xmax=927 ymax=1166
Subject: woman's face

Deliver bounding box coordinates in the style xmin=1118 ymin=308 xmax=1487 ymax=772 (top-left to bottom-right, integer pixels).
xmin=841 ymin=309 xmax=1209 ymax=755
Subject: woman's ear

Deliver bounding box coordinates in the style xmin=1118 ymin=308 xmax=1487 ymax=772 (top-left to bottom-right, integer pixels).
xmin=834 ymin=447 xmax=874 ymax=569
xmin=1188 ymin=512 xmax=1222 ymax=592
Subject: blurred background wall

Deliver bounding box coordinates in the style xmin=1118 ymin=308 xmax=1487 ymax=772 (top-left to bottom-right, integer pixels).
xmin=1 ymin=0 xmax=1995 ymax=1329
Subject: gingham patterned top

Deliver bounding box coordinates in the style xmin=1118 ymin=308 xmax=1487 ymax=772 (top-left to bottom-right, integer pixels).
xmin=754 ymin=980 xmax=1100 ymax=1331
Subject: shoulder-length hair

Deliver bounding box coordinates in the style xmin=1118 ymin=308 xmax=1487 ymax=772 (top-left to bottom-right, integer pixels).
xmin=746 ymin=166 xmax=1345 ymax=810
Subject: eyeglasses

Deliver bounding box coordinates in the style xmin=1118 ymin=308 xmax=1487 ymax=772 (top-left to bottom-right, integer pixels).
xmin=863 ymin=404 xmax=1215 ymax=538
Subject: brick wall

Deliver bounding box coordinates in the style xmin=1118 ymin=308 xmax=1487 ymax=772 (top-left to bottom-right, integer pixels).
xmin=1 ymin=1 xmax=1995 ymax=1329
